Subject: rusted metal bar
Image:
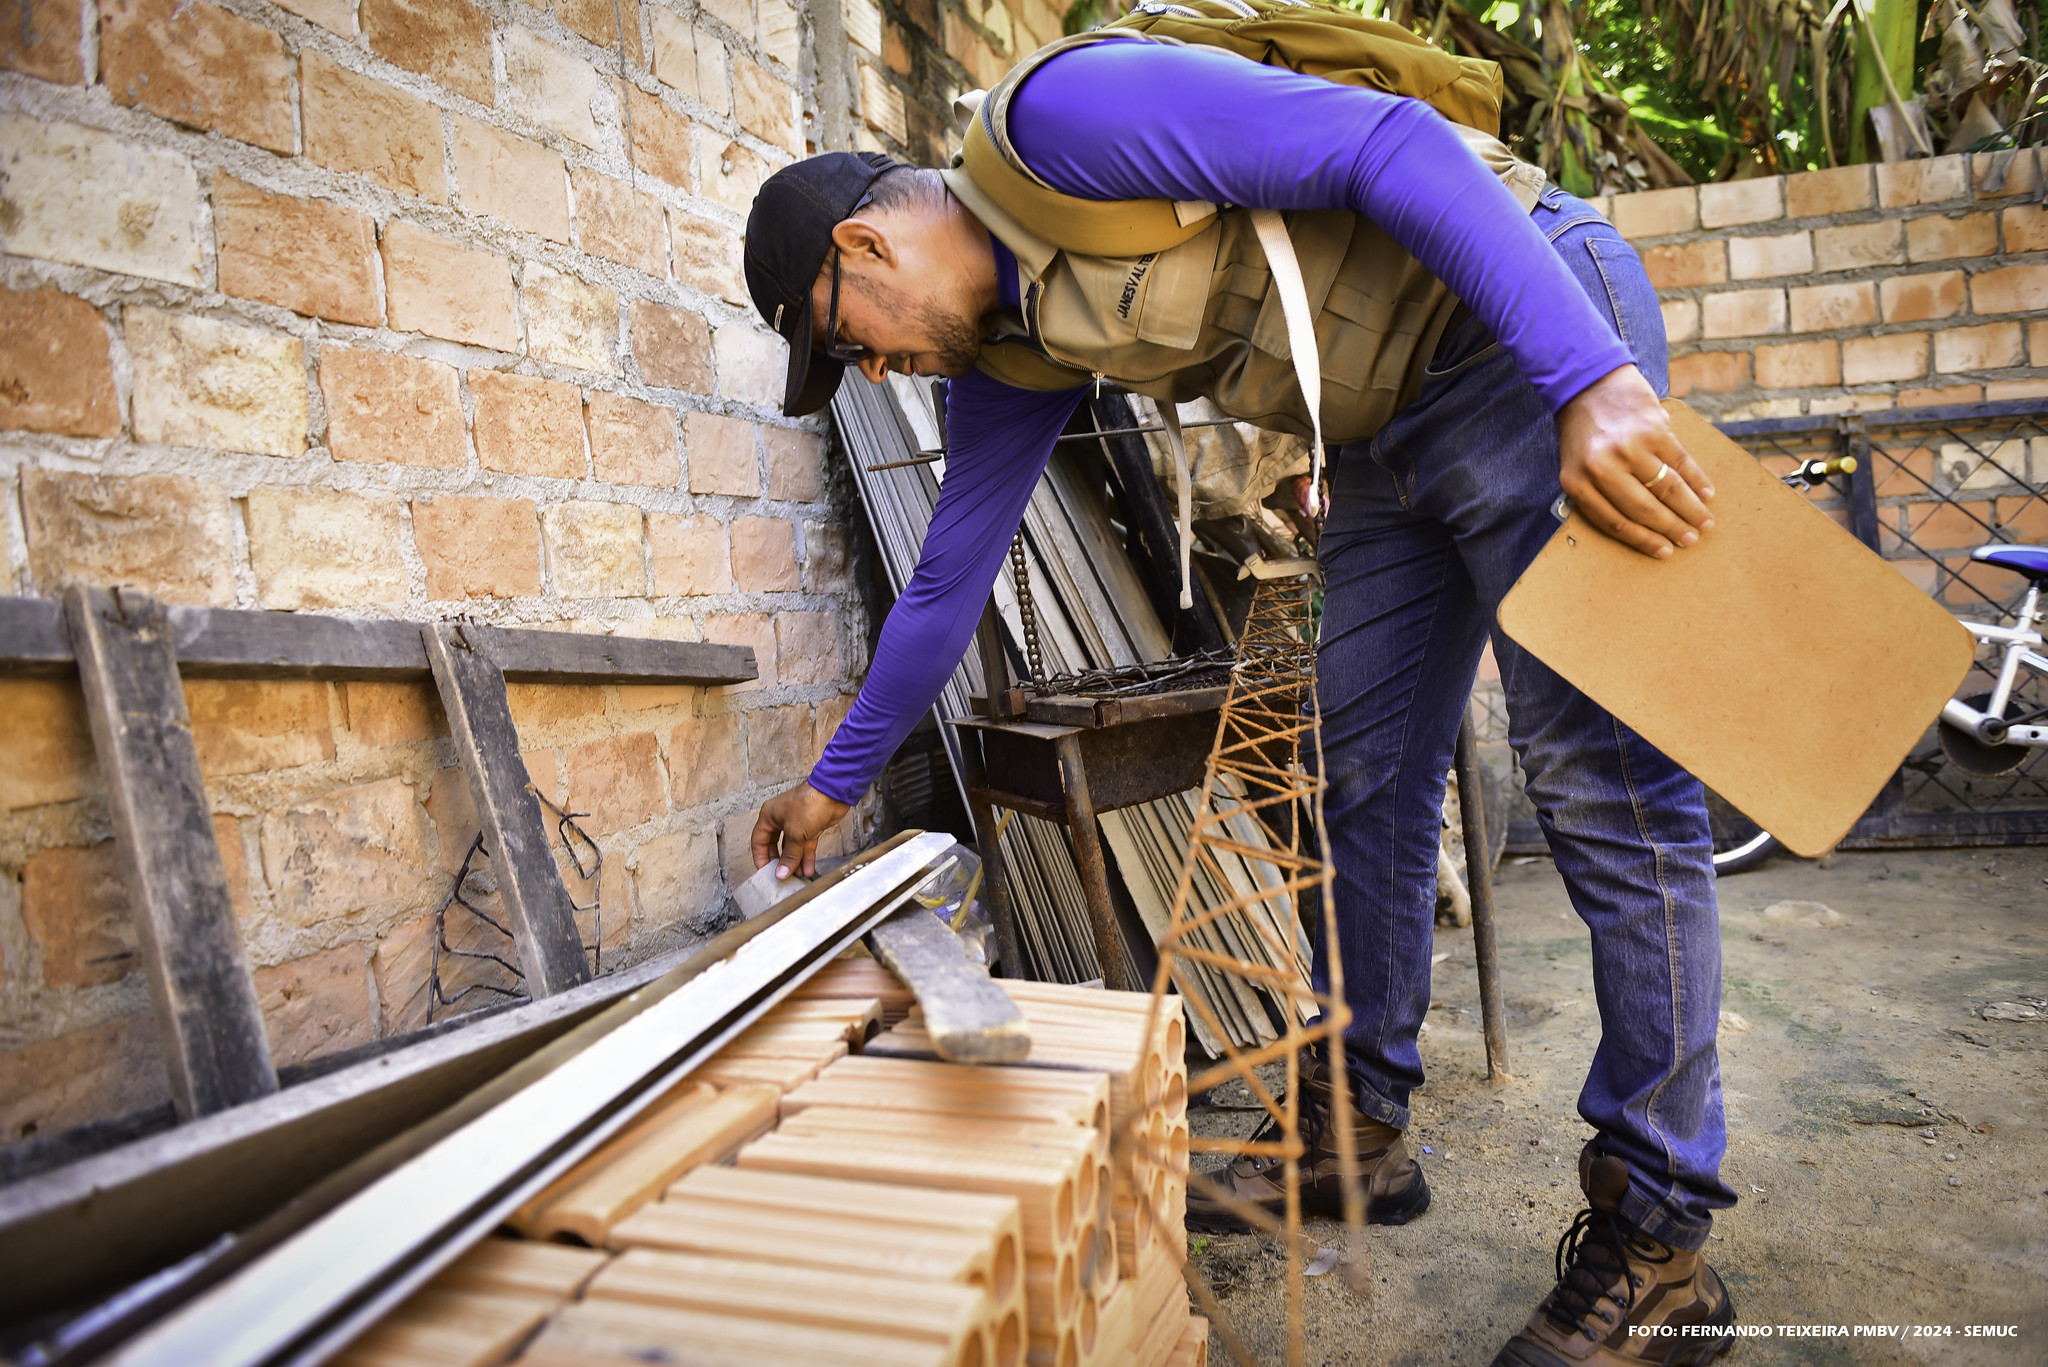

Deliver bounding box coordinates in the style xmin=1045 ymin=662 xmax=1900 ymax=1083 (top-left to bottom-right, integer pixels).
xmin=1454 ymin=712 xmax=1512 ymax=1083
xmin=956 ymin=732 xmax=1025 ymax=980
xmin=1054 ymin=732 xmax=1132 ymax=992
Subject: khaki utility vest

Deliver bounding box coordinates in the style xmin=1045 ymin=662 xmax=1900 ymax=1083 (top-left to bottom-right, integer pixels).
xmin=941 ymin=19 xmax=1545 ymax=448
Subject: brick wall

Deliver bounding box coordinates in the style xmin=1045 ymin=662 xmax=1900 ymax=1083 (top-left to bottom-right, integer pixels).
xmin=826 ymin=0 xmax=1060 ymax=163
xmin=1595 ymin=150 xmax=2048 ymax=420
xmin=0 ymin=0 xmax=878 ymax=1143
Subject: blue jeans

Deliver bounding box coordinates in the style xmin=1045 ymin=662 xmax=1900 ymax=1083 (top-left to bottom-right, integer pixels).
xmin=1313 ymin=188 xmax=1736 ymax=1250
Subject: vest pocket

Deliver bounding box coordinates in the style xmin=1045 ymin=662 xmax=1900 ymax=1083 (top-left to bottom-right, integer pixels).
xmin=1322 ymin=285 xmax=1440 ymax=391
xmin=1135 ymin=222 xmax=1220 ymax=350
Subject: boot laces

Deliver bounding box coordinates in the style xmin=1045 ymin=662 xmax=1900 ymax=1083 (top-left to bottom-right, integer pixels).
xmin=1542 ymin=1207 xmax=1672 ymax=1338
xmin=1239 ymin=1064 xmax=1331 ymax=1171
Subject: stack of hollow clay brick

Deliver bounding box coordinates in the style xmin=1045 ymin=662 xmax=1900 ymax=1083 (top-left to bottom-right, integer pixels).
xmin=865 ymin=978 xmax=1194 ymax=1288
xmin=328 ymin=964 xmax=1204 ymax=1367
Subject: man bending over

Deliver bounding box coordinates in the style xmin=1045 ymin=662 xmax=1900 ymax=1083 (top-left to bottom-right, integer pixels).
xmin=742 ymin=25 xmax=1739 ymax=1366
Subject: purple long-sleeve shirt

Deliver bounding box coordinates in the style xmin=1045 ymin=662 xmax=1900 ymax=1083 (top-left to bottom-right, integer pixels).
xmin=808 ymin=39 xmax=1635 ymax=804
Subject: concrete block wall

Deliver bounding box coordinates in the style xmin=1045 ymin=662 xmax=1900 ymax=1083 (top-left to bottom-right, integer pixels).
xmin=0 ymin=0 xmax=878 ymax=1144
xmin=1594 ymin=150 xmax=2048 ymax=421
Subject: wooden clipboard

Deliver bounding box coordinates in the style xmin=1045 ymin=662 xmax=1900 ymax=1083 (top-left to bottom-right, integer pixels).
xmin=1496 ymin=400 xmax=1976 ymax=856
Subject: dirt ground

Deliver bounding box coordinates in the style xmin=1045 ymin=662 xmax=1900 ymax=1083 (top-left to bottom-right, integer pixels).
xmin=1187 ymin=845 xmax=2048 ymax=1366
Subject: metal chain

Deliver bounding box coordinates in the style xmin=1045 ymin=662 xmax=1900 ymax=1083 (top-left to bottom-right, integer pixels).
xmin=1008 ymin=530 xmax=1044 ymax=689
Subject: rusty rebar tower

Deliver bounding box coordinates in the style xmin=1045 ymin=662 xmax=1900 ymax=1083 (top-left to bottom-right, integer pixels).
xmin=1132 ymin=564 xmax=1369 ymax=1367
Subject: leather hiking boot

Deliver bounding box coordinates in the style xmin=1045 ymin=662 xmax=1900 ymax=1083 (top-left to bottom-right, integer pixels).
xmin=1186 ymin=1052 xmax=1430 ymax=1232
xmin=1491 ymin=1142 xmax=1735 ymax=1367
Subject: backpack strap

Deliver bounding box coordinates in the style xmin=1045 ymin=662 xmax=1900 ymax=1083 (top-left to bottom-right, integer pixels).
xmin=957 ymin=121 xmax=1218 ymax=260
xmin=957 ymin=32 xmax=1222 ymax=260
xmin=1150 ymin=213 xmax=1320 ymax=613
xmin=1158 ymin=402 xmax=1196 ymax=609
xmin=1248 ymin=210 xmax=1326 ymax=505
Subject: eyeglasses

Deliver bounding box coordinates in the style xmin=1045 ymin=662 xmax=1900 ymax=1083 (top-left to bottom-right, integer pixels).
xmin=821 ymin=250 xmax=867 ymax=363
xmin=819 ymin=192 xmax=875 ymax=364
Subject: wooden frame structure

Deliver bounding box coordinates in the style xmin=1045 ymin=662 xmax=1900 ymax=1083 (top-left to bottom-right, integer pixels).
xmin=1 ymin=591 xmax=756 ymax=1125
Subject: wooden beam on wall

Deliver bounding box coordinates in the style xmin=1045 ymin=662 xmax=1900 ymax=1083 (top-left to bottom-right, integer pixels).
xmin=0 ymin=597 xmax=758 ymax=686
xmin=60 ymin=586 xmax=279 ymax=1120
xmin=423 ymin=622 xmax=591 ymax=998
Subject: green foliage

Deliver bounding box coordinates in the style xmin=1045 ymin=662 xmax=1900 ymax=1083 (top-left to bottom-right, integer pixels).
xmin=1618 ymin=84 xmax=1740 ymax=182
xmin=1572 ymin=0 xmax=1741 ymax=179
xmin=1066 ymin=0 xmax=2043 ymax=180
xmin=1064 ymin=0 xmax=1110 ymax=36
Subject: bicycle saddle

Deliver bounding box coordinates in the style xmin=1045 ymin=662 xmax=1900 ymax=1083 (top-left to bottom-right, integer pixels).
xmin=1971 ymin=544 xmax=2048 ymax=582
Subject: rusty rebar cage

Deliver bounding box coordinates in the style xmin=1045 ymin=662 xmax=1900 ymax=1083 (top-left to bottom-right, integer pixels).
xmin=1129 ymin=571 xmax=1370 ymax=1367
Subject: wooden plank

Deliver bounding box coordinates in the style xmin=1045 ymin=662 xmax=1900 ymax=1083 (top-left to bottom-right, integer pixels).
xmin=0 ymin=596 xmax=758 ymax=685
xmin=169 ymin=607 xmax=429 ymax=680
xmin=61 ymin=586 xmax=278 ymax=1121
xmin=485 ymin=623 xmax=754 ymax=685
xmin=0 ymin=593 xmax=72 ymax=674
xmin=423 ymin=621 xmax=591 ymax=997
xmin=0 ymin=944 xmax=686 ymax=1321
xmin=865 ymin=907 xmax=1031 ymax=1064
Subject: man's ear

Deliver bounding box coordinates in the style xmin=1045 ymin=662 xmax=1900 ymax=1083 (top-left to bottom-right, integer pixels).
xmin=831 ymin=216 xmax=895 ymax=269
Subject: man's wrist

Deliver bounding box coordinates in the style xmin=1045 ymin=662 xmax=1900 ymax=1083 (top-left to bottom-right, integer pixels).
xmin=805 ymin=771 xmax=861 ymax=809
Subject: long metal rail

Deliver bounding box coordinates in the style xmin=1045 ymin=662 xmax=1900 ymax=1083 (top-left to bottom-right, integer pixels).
xmin=101 ymin=833 xmax=957 ymax=1367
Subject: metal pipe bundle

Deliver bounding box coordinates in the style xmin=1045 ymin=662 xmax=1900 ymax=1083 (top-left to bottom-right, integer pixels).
xmin=834 ymin=376 xmax=1311 ymax=1050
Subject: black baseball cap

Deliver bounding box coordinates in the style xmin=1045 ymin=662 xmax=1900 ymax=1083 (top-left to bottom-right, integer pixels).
xmin=744 ymin=150 xmax=903 ymax=417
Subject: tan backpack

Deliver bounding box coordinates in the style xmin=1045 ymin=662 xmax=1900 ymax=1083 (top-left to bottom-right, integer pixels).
xmin=958 ymin=0 xmax=1510 ymax=261
xmin=955 ymin=0 xmax=1525 ymax=602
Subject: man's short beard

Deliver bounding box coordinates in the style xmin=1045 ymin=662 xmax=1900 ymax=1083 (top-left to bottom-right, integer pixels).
xmin=918 ymin=297 xmax=982 ymax=376
xmin=845 ymin=266 xmax=983 ymax=376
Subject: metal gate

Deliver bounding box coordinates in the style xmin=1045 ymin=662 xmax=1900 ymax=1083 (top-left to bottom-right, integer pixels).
xmin=1491 ymin=396 xmax=2048 ymax=852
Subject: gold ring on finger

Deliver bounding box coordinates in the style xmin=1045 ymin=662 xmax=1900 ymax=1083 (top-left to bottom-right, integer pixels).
xmin=1645 ymin=463 xmax=1671 ymax=490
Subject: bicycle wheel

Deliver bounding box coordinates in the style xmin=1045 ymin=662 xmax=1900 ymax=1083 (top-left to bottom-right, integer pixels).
xmin=1937 ymin=692 xmax=2033 ymax=777
xmin=1704 ymin=789 xmax=1780 ymax=875
xmin=1712 ymin=829 xmax=1780 ymax=875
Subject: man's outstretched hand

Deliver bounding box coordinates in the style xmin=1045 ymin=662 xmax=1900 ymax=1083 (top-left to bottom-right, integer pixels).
xmin=752 ymin=781 xmax=851 ymax=879
xmin=1557 ymin=365 xmax=1714 ymax=559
